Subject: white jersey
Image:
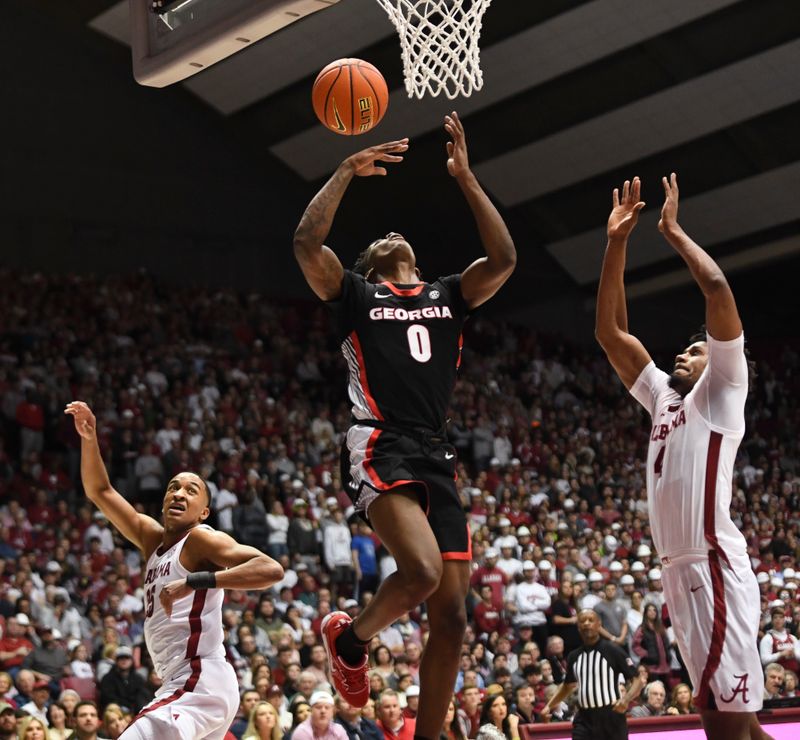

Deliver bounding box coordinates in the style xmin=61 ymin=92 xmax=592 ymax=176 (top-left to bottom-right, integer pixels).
xmin=630 ymin=333 xmax=748 ymax=561
xmin=143 ymin=525 xmax=225 ymax=681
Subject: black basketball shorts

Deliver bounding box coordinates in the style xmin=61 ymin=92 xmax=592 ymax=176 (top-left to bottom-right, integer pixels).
xmin=340 ymin=423 xmax=471 ymax=561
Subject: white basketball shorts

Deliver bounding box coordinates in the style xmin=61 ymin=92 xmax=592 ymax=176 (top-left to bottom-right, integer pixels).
xmin=661 ymin=550 xmax=763 ymax=712
xmin=120 ymin=657 xmax=239 ymax=740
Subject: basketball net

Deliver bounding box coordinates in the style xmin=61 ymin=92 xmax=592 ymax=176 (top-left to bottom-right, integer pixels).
xmin=374 ymin=0 xmax=492 ymax=99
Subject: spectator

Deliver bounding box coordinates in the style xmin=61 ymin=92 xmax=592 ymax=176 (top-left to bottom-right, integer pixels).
xmin=0 ymin=617 xmax=33 ymax=674
xmin=286 ymin=502 xmax=319 ymax=574
xmin=285 ymin=701 xmax=311 ymax=740
xmin=764 ymin=663 xmax=785 ymax=701
xmin=242 ymin=701 xmax=282 ymax=740
xmin=234 ymin=489 xmax=270 ymax=553
xmin=266 ymin=501 xmax=290 ymax=560
xmin=22 ymin=628 xmax=67 ymax=685
xmin=376 ymin=689 xmax=414 ymax=740
xmin=469 ymin=550 xmax=507 ymax=612
xmin=333 ymin=696 xmax=383 ymax=740
xmin=351 ymin=524 xmax=379 ymax=598
xmin=630 ymin=680 xmax=669 ymax=718
xmin=0 ymin=702 xmax=15 ymax=740
xmin=291 ymin=692 xmax=346 ymax=740
xmin=322 ymin=506 xmax=354 ymax=601
xmin=72 ymin=702 xmax=102 ymax=740
xmin=667 ymin=683 xmax=695 ymax=715
xmin=20 ymin=680 xmax=50 ymax=724
xmin=549 ymin=582 xmax=580 ymax=655
xmin=593 ymin=583 xmax=628 ymax=648
xmin=511 ymin=684 xmax=536 ymax=725
xmin=457 ymin=685 xmax=482 ymax=739
xmin=759 ymin=606 xmax=800 ymax=672
xmin=507 ymin=561 xmax=550 ymax=651
xmin=98 ymin=646 xmax=152 ymax=715
xmin=402 ymin=685 xmax=419 ymax=720
xmin=102 ymin=704 xmax=129 ymax=739
xmin=631 ymin=604 xmax=671 ymax=685
xmin=439 ymin=697 xmax=468 ymax=740
xmin=45 ymin=702 xmax=72 ymax=740
xmin=16 ymin=716 xmax=50 ymax=739
xmin=784 ymin=670 xmax=798 ymax=698
xmin=478 ymin=693 xmax=520 ymax=740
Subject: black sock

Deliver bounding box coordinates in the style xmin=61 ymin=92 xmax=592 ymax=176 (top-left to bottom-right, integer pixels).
xmin=334 ymin=624 xmax=369 ymax=666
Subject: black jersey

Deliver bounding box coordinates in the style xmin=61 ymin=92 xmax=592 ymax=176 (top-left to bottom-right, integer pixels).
xmin=327 ymin=270 xmax=468 ymax=431
xmin=565 ymin=638 xmax=636 ymax=709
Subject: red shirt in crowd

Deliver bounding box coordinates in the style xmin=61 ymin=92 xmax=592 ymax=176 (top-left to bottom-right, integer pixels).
xmin=470 ymin=567 xmax=508 ymax=610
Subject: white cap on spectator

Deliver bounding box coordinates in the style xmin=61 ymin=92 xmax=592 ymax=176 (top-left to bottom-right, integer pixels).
xmin=522 ymin=561 xmax=536 ymax=571
xmin=343 ymin=599 xmax=358 ymax=609
xmin=517 ymin=526 xmax=531 ymax=536
xmin=582 ymin=528 xmax=592 ymax=536
xmin=537 ymin=560 xmax=552 ymax=571
xmin=648 ymin=569 xmax=662 ymax=581
xmin=786 ymin=582 xmax=798 ymax=591
xmin=93 ymin=511 xmax=106 ymax=521
xmin=784 ymin=568 xmax=796 ymax=579
xmin=326 ymin=497 xmax=338 ymax=508
xmin=291 ymin=480 xmax=304 ymax=489
xmin=510 ymin=458 xmax=521 ymax=466
xmin=15 ymin=613 xmax=30 ymax=626
xmin=771 ymin=577 xmax=784 ymax=588
xmin=498 ymin=517 xmax=512 ymax=528
xmin=115 ymin=646 xmax=133 ymax=658
xmin=485 ymin=496 xmax=497 ymax=505
xmin=543 ymin=546 xmax=555 ymax=555
xmin=637 ymin=545 xmax=651 ymax=557
xmin=564 ymin=499 xmax=575 ymax=509
xmin=310 ymin=691 xmax=335 ymax=706
xmin=46 ymin=561 xmax=62 ymax=573
xmin=588 ymin=572 xmax=603 ymax=583
xmin=469 ymin=488 xmax=482 ymax=497
xmin=485 ymin=548 xmax=498 ymax=559
xmin=620 ymin=575 xmax=635 ymax=586
xmin=631 ymin=562 xmax=646 ymax=573
xmin=611 ymin=523 xmax=621 ymax=531
xmin=609 ymin=561 xmax=623 ymax=572
xmin=490 ymin=457 xmax=500 ymax=466
xmin=770 ymin=599 xmax=785 ymax=609
xmin=756 ymin=572 xmax=770 ymax=584
xmin=573 ymin=573 xmax=587 ymax=584
xmin=557 ymin=522 xmax=568 ymax=530
xmin=406 ymin=685 xmax=420 ymax=697
xmin=604 ymin=536 xmax=618 ymax=552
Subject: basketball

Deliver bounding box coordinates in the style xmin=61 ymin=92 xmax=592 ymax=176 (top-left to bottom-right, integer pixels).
xmin=312 ymin=58 xmax=389 ymax=136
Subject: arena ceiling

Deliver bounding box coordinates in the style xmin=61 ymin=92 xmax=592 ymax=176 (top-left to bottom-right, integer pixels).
xmin=4 ymin=1 xmax=799 ymax=344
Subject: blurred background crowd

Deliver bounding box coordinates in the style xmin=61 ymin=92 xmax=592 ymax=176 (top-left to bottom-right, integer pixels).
xmin=0 ymin=269 xmax=798 ymax=739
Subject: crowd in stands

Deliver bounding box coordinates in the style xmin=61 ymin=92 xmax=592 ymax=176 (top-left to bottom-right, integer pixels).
xmin=0 ymin=269 xmax=798 ymax=739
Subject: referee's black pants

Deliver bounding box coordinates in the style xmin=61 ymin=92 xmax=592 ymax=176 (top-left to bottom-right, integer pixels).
xmin=572 ymin=706 xmax=628 ymax=740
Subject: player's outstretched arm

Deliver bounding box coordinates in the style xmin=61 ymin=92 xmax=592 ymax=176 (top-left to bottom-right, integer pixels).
xmin=293 ymin=139 xmax=409 ymax=301
xmin=445 ymin=112 xmax=516 ymax=309
xmin=160 ymin=528 xmax=284 ymax=616
xmin=595 ymin=177 xmax=652 ymax=389
xmin=64 ymin=402 xmax=163 ymax=556
xmin=658 ymin=173 xmax=742 ymax=341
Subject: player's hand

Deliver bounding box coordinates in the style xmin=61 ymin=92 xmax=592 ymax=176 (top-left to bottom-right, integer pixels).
xmin=607 ymin=177 xmax=645 ymax=240
xmin=64 ymin=401 xmax=97 ymax=440
xmin=343 ymin=139 xmax=409 ymax=177
xmin=658 ymin=172 xmax=679 ymax=234
xmin=159 ymin=578 xmax=192 ymax=617
xmin=611 ymin=698 xmax=629 ymax=714
xmin=445 ymin=111 xmax=469 ymax=178
xmin=539 ymin=705 xmax=552 ymax=723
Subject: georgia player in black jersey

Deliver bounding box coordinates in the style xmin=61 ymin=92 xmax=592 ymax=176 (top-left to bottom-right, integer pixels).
xmin=294 ymin=111 xmax=516 ymax=738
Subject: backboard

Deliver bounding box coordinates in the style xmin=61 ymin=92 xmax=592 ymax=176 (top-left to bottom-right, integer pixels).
xmin=130 ymin=0 xmax=341 ymax=87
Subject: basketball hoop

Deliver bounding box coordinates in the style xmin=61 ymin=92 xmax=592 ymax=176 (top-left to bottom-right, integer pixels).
xmin=374 ymin=0 xmax=492 ymax=100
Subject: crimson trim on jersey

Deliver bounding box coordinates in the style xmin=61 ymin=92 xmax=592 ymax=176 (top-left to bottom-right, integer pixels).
xmin=456 ymin=332 xmax=464 ymax=370
xmin=695 ymin=551 xmax=727 ymax=710
xmin=186 ymin=589 xmax=207 ymax=659
xmin=128 ymin=657 xmax=202 ymax=726
xmin=350 ymin=332 xmax=384 ymax=421
xmin=380 ymin=281 xmax=425 ymax=297
xmin=703 ymin=431 xmax=731 ymax=568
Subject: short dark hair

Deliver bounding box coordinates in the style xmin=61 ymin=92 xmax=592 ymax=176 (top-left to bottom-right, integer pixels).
xmin=352 ymin=245 xmax=375 ymax=277
xmin=73 ymin=700 xmax=98 ymax=718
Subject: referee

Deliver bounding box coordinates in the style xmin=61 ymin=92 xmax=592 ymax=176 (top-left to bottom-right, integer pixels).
xmin=540 ymin=609 xmax=645 ymax=739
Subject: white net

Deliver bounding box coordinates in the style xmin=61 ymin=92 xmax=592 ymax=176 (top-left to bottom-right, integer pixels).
xmin=374 ymin=0 xmax=492 ymax=100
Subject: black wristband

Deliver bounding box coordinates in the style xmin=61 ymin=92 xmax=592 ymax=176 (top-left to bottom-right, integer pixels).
xmin=186 ymin=571 xmax=216 ymax=590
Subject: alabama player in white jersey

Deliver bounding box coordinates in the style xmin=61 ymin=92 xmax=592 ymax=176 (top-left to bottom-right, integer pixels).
xmin=66 ymin=401 xmax=283 ymax=740
xmin=595 ymin=175 xmax=770 ymax=740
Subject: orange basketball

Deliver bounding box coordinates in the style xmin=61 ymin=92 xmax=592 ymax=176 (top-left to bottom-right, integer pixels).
xmin=312 ymin=58 xmax=389 ymax=136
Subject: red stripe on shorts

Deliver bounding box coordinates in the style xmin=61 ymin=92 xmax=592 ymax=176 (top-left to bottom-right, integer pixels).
xmin=127 ymin=658 xmax=202 ymax=728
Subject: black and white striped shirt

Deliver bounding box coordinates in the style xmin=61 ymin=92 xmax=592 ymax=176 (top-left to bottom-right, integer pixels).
xmin=565 ymin=638 xmax=636 ymax=709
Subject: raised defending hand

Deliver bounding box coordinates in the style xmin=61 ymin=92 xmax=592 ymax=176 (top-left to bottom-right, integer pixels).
xmin=343 ymin=139 xmax=409 ymax=177
xmin=159 ymin=578 xmax=192 ymax=618
xmin=444 ymin=111 xmax=469 ymax=178
xmin=607 ymin=177 xmax=645 ymax=240
xmin=658 ymin=172 xmax=679 ymax=233
xmin=64 ymin=401 xmax=97 ymax=440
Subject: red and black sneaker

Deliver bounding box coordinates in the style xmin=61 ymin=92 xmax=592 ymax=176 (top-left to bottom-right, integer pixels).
xmin=321 ymin=611 xmax=369 ymax=707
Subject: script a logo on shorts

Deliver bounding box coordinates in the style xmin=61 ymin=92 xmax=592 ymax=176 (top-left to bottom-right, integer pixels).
xmin=719 ymin=673 xmax=750 ymax=704
xmin=331 ymin=98 xmax=346 ymax=132
xmin=429 ymin=290 xmax=440 ymax=299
